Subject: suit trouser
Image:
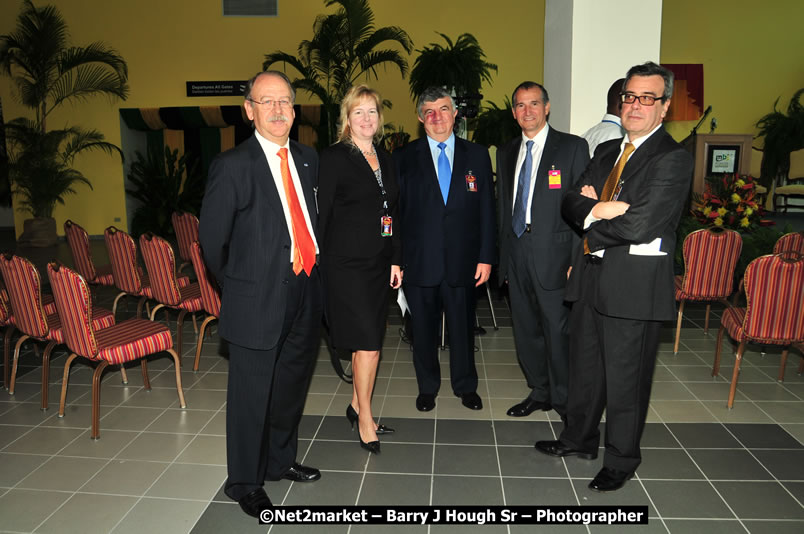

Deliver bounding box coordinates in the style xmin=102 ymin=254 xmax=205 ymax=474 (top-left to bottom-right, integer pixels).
xmin=508 ymin=237 xmax=570 ymax=414
xmin=405 ymin=281 xmax=478 ymax=396
xmin=560 ymin=260 xmax=660 ymax=474
xmin=224 ymin=267 xmax=322 ymax=501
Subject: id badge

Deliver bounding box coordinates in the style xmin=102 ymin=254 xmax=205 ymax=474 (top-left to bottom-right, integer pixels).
xmin=548 ymin=169 xmax=561 ymax=189
xmin=465 ymin=171 xmax=477 ymax=192
xmin=381 ymin=216 xmax=393 ymax=237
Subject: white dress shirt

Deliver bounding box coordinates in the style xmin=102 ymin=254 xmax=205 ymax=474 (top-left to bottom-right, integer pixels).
xmin=253 ymin=131 xmax=319 ymax=261
xmin=582 ymin=113 xmax=624 ymax=158
xmin=511 ymin=124 xmax=550 ymax=225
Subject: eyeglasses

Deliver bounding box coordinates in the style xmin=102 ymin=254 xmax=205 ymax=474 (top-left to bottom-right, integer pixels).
xmin=247 ymin=98 xmax=292 ymax=109
xmin=620 ymin=93 xmax=666 ymax=106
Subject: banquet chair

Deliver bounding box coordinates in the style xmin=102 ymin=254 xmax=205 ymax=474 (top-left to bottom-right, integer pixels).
xmin=189 ymin=241 xmax=221 ymax=371
xmin=64 ymin=220 xmax=116 ymax=290
xmin=48 ymin=263 xmax=186 ymax=439
xmin=712 ymin=252 xmax=804 ymax=408
xmin=0 ymin=254 xmax=114 ymax=410
xmin=773 ymin=231 xmax=804 ymax=255
xmin=139 ymin=233 xmax=203 ymax=361
xmin=104 ymin=226 xmax=190 ymax=320
xmin=171 ymin=211 xmax=199 ymax=275
xmin=674 ymin=228 xmax=742 ymax=353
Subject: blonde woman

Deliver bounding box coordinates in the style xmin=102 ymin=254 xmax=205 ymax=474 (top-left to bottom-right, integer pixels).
xmin=318 ymin=85 xmax=402 ymax=454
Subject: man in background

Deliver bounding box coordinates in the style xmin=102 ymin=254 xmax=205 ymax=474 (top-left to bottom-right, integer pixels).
xmin=581 ymin=78 xmax=625 ymax=157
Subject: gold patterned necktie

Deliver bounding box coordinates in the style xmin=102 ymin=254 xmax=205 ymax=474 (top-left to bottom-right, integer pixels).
xmin=584 ymin=142 xmax=636 ymax=255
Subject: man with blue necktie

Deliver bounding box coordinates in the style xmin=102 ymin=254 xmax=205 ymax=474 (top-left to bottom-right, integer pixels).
xmin=497 ymin=81 xmax=590 ymax=419
xmin=394 ymin=86 xmax=496 ymax=412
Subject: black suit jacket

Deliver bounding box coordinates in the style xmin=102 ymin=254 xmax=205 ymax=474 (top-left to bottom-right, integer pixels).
xmin=562 ymin=126 xmax=693 ymax=321
xmin=318 ymin=142 xmax=401 ymax=264
xmin=497 ymin=128 xmax=590 ymax=289
xmin=199 ymin=134 xmax=319 ymax=350
xmin=394 ymin=136 xmax=496 ymax=287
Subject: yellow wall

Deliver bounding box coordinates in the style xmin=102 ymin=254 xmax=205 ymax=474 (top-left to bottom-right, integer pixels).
xmin=661 ymin=0 xmax=804 ymax=175
xmin=0 ymin=0 xmax=543 ymax=236
xmin=1 ymin=0 xmax=802 ymax=236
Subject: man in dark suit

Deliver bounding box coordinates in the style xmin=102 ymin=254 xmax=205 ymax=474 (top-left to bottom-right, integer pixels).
xmin=394 ymin=86 xmax=496 ymax=412
xmin=535 ymin=62 xmax=693 ymax=492
xmin=199 ymin=71 xmax=322 ymax=518
xmin=497 ymin=82 xmax=589 ymax=419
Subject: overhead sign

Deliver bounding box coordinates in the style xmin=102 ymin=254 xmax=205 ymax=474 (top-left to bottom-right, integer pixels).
xmin=186 ymin=81 xmax=246 ymax=97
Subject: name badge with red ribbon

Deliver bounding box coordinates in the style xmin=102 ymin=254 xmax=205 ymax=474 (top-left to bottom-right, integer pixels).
xmin=466 ymin=171 xmax=478 ymax=192
xmin=380 ymin=216 xmax=393 ymax=237
xmin=548 ymin=168 xmax=561 ymax=189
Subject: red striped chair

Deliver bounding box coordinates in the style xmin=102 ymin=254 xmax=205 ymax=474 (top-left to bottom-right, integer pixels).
xmin=1 ymin=281 xmax=59 ymax=390
xmin=773 ymin=231 xmax=804 ymax=255
xmin=47 ymin=263 xmax=186 ymax=439
xmin=674 ymin=228 xmax=742 ymax=353
xmin=171 ymin=211 xmax=199 ymax=275
xmin=104 ymin=226 xmax=190 ymax=320
xmin=189 ymin=241 xmax=221 ymax=371
xmin=0 ymin=254 xmax=114 ymax=410
xmin=139 ymin=233 xmax=203 ymax=362
xmin=64 ymin=220 xmax=115 ymax=290
xmin=712 ymin=252 xmax=804 ymax=408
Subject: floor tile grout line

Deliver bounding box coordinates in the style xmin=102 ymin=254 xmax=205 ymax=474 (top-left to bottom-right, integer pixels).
xmin=660 ymin=421 xmax=751 ymax=532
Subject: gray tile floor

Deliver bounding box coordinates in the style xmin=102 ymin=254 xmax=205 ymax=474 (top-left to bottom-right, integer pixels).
xmin=0 ymin=236 xmax=803 ymax=533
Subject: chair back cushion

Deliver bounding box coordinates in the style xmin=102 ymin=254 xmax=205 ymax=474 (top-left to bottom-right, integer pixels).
xmin=139 ymin=233 xmax=183 ymax=306
xmin=190 ymin=241 xmax=221 ymax=316
xmin=0 ymin=282 xmax=12 ymax=326
xmin=171 ymin=211 xmax=200 ymax=263
xmin=64 ymin=220 xmax=97 ymax=282
xmin=47 ymin=263 xmax=99 ymax=357
xmin=773 ymin=231 xmax=804 ymax=255
xmin=104 ymin=226 xmax=143 ymax=294
xmin=679 ymin=228 xmax=742 ymax=299
xmin=742 ymin=252 xmax=804 ymax=343
xmin=0 ymin=254 xmax=49 ymax=338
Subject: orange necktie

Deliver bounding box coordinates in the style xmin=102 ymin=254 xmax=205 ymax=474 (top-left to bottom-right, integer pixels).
xmin=584 ymin=142 xmax=636 ymax=254
xmin=277 ymin=148 xmax=316 ymax=276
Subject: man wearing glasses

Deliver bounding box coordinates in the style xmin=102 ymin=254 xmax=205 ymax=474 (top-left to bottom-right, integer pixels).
xmin=200 ymin=71 xmax=322 ymax=518
xmin=535 ymin=62 xmax=693 ymax=493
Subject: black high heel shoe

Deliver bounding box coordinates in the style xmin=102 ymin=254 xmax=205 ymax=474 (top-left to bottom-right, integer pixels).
xmin=358 ymin=427 xmax=381 ymax=454
xmin=346 ymin=404 xmax=395 ymax=434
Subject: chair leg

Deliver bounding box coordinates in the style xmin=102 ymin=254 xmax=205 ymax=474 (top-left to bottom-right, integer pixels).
xmin=704 ymin=303 xmax=712 ymax=334
xmin=141 ymin=359 xmax=151 ymax=390
xmin=90 ymin=360 xmax=110 ymax=439
xmin=137 ymin=296 xmax=148 ymax=319
xmin=112 ymin=292 xmax=126 ymax=320
xmin=674 ymin=300 xmax=685 ymax=354
xmin=176 ymin=309 xmax=188 ymax=362
xmin=727 ymin=341 xmax=747 ymax=409
xmin=712 ymin=326 xmax=726 ymax=377
xmin=191 ymin=313 xmax=198 ymax=334
xmin=778 ymin=347 xmax=790 ymax=382
xmin=119 ymin=364 xmax=129 ymax=384
xmin=8 ymin=334 xmax=30 ymax=395
xmin=58 ymin=353 xmax=80 ymax=417
xmin=167 ymin=348 xmax=186 ymax=408
xmin=484 ymin=282 xmax=498 ymax=330
xmin=194 ymin=316 xmax=216 ymax=371
xmin=40 ymin=340 xmax=57 ymax=411
xmin=149 ymin=303 xmax=165 ymax=322
xmin=3 ymin=325 xmax=15 ymax=390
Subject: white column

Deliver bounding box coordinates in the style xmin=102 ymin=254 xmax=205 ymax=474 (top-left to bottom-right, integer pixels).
xmin=544 ymin=0 xmax=663 ymax=135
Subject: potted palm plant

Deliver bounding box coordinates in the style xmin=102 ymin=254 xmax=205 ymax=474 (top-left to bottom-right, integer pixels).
xmin=755 ymin=88 xmax=804 ymax=188
xmin=0 ymin=0 xmax=128 ymax=246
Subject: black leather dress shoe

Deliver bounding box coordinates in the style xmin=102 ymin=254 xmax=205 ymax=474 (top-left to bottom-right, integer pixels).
xmin=238 ymin=488 xmax=272 ymax=518
xmin=281 ymin=462 xmax=321 ymax=483
xmin=589 ymin=467 xmax=633 ymax=492
xmin=506 ymin=398 xmax=551 ymax=417
xmin=534 ymin=440 xmax=598 ymax=460
xmin=416 ymin=393 xmax=436 ymax=412
xmin=459 ymin=392 xmax=483 ymax=410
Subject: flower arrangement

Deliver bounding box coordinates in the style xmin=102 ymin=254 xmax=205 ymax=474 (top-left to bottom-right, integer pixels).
xmin=691 ymin=174 xmax=772 ymax=232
